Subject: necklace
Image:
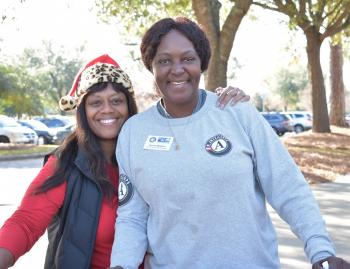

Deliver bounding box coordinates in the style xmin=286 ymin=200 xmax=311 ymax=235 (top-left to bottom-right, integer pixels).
xmin=162 ymin=100 xmax=195 ymax=151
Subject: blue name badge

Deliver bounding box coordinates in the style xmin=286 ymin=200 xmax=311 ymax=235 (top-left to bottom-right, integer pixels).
xmin=144 ymin=135 xmax=174 ymax=151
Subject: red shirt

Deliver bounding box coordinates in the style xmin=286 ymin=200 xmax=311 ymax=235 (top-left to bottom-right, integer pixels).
xmin=0 ymin=156 xmax=118 ymax=269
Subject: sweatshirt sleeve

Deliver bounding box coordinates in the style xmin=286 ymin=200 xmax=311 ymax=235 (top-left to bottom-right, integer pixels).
xmin=236 ymin=103 xmax=335 ymax=264
xmin=110 ymin=122 xmax=148 ymax=269
xmin=0 ymin=156 xmax=66 ymax=262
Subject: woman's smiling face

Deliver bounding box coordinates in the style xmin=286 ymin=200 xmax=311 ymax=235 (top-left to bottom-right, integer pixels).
xmin=85 ymin=83 xmax=129 ymax=142
xmin=151 ymin=29 xmax=202 ymax=116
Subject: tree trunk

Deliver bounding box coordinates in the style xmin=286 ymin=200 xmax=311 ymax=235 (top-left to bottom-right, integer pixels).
xmin=305 ymin=28 xmax=331 ymax=133
xmin=329 ymin=42 xmax=347 ymax=126
xmin=192 ymin=0 xmax=252 ymax=91
xmin=205 ymin=52 xmax=228 ymax=90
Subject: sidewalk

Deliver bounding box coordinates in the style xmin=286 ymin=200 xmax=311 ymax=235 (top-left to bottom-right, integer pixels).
xmin=269 ymin=174 xmax=350 ymax=268
xmin=1 ymin=157 xmax=349 ymax=268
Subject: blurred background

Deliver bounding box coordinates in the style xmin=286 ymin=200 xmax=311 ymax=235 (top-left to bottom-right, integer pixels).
xmin=0 ymin=0 xmax=349 ymax=177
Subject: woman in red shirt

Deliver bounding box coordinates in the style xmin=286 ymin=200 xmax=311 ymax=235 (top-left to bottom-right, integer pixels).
xmin=0 ymin=54 xmax=138 ymax=269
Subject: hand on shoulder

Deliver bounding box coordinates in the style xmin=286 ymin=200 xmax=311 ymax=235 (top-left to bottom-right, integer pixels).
xmin=215 ymin=86 xmax=250 ymax=109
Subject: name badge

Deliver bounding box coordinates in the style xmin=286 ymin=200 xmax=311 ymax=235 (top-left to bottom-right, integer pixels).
xmin=144 ymin=135 xmax=174 ymax=151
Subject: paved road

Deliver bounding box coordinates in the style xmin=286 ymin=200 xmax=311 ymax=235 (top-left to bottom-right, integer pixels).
xmin=0 ymin=158 xmax=46 ymax=269
xmin=269 ymin=173 xmax=350 ymax=268
xmin=0 ymin=158 xmax=349 ymax=268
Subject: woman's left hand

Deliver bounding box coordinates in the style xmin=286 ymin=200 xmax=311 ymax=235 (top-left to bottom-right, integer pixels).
xmin=312 ymin=256 xmax=350 ymax=269
xmin=215 ymin=86 xmax=250 ymax=109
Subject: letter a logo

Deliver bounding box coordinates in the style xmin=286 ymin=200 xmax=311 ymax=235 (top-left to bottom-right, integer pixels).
xmin=205 ymin=134 xmax=232 ymax=156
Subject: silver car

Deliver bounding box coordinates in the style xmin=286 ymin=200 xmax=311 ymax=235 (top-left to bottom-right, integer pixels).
xmin=281 ymin=111 xmax=313 ymax=133
xmin=0 ymin=115 xmax=38 ymax=144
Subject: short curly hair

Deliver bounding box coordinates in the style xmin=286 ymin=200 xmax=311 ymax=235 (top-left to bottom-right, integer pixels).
xmin=140 ymin=17 xmax=211 ymax=73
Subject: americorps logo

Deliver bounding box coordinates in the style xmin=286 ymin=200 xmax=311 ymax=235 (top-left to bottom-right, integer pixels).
xmin=118 ymin=174 xmax=134 ymax=206
xmin=205 ymin=134 xmax=232 ymax=156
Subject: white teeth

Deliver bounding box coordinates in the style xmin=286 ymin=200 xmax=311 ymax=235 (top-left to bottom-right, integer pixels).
xmin=100 ymin=119 xmax=116 ymax=124
xmin=172 ymin=81 xmax=186 ymax=85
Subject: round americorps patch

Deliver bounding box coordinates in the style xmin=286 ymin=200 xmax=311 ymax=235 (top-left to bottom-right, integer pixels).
xmin=205 ymin=134 xmax=232 ymax=156
xmin=118 ymin=174 xmax=134 ymax=206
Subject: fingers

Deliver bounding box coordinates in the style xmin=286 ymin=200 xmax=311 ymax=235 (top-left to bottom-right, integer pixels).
xmin=216 ymin=86 xmax=249 ymax=109
xmin=216 ymin=86 xmax=238 ymax=108
xmin=215 ymin=87 xmax=224 ymax=96
xmin=230 ymin=88 xmax=250 ymax=106
xmin=228 ymin=88 xmax=242 ymax=106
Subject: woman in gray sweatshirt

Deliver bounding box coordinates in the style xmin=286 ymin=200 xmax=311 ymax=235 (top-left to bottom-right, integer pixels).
xmin=110 ymin=17 xmax=349 ymax=269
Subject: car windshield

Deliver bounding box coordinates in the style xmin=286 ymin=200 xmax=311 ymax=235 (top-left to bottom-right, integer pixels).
xmin=42 ymin=119 xmax=65 ymax=127
xmin=21 ymin=120 xmax=48 ymax=129
xmin=0 ymin=117 xmax=21 ymax=127
xmin=39 ymin=117 xmax=74 ymax=128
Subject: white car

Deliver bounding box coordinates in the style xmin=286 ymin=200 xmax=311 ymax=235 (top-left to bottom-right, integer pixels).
xmin=33 ymin=115 xmax=75 ymax=137
xmin=0 ymin=115 xmax=38 ymax=144
xmin=345 ymin=114 xmax=350 ymax=126
xmin=281 ymin=111 xmax=312 ymax=133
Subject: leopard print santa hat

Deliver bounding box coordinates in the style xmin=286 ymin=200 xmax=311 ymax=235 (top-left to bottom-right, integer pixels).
xmin=59 ymin=54 xmax=134 ymax=111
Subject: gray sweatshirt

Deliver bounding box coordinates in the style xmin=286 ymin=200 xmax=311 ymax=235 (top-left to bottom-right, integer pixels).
xmin=111 ymin=90 xmax=335 ymax=269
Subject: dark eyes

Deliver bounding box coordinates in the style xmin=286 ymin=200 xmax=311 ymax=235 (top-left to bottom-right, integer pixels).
xmin=112 ymin=98 xmax=123 ymax=105
xmin=158 ymin=59 xmax=170 ymax=65
xmin=88 ymin=98 xmax=124 ymax=107
xmin=88 ymin=100 xmax=102 ymax=107
xmin=157 ymin=57 xmax=196 ymax=65
xmin=184 ymin=57 xmax=195 ymax=62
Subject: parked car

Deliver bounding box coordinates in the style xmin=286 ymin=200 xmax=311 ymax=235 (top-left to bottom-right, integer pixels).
xmin=55 ymin=124 xmax=76 ymax=144
xmin=34 ymin=116 xmax=75 ymax=137
xmin=345 ymin=113 xmax=350 ymax=126
xmin=18 ymin=119 xmax=57 ymax=145
xmin=261 ymin=112 xmax=294 ymax=136
xmin=281 ymin=111 xmax=312 ymax=133
xmin=0 ymin=115 xmax=38 ymax=144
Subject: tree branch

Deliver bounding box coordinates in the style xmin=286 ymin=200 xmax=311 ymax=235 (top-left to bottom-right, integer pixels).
xmin=300 ymin=0 xmax=306 ymax=17
xmin=192 ymin=0 xmax=220 ymax=50
xmin=220 ymin=0 xmax=252 ymax=61
xmin=322 ymin=14 xmax=350 ymax=40
xmin=314 ymin=0 xmax=327 ymax=26
xmin=252 ymin=1 xmax=279 ymax=12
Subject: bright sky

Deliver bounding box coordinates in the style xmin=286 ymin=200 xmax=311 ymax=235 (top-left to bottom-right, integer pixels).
xmin=0 ymin=0 xmax=123 ymax=56
xmin=0 ymin=0 xmax=348 ymax=96
xmin=0 ymin=0 xmax=153 ymax=91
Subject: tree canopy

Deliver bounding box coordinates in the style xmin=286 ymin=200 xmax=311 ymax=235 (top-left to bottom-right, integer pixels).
xmin=95 ymin=0 xmax=193 ymax=37
xmin=0 ymin=43 xmax=84 ymax=117
xmin=96 ymin=0 xmax=253 ymax=90
xmin=274 ymin=66 xmax=308 ymax=111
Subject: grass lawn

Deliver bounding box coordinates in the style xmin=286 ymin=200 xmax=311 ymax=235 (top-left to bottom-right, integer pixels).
xmin=0 ymin=144 xmax=57 ymax=157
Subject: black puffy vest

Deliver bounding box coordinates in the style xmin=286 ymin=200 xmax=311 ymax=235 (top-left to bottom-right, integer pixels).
xmin=44 ymin=149 xmax=103 ymax=269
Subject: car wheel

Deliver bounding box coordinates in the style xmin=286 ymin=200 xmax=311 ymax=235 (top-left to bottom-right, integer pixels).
xmin=37 ymin=136 xmax=45 ymax=145
xmin=0 ymin=136 xmax=10 ymax=143
xmin=294 ymin=125 xmax=304 ymax=133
